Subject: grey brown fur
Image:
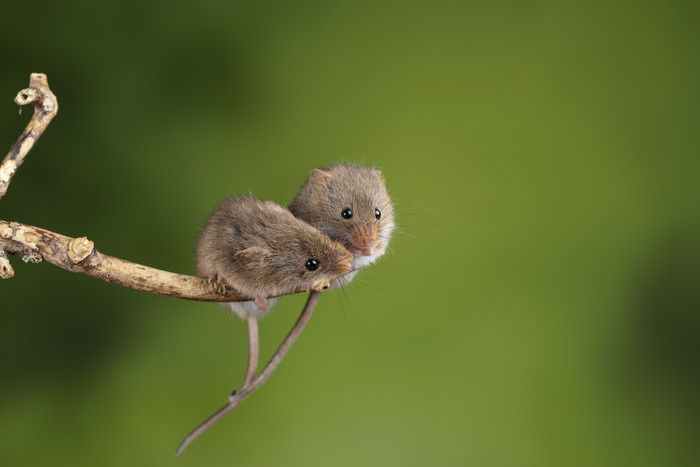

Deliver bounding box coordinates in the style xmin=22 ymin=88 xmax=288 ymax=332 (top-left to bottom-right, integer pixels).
xmin=196 ymin=196 xmax=352 ymax=316
xmin=289 ymin=164 xmax=395 ymax=283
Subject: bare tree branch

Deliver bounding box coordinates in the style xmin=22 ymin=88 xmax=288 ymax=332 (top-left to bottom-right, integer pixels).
xmin=0 ymin=74 xmax=326 ymax=302
xmin=3 ymin=74 xmax=332 ymax=455
xmin=0 ymin=220 xmax=319 ymax=301
xmin=0 ymin=73 xmax=57 ymax=199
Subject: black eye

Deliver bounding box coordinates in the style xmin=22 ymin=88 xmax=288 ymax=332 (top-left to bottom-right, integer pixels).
xmin=375 ymin=208 xmax=381 ymax=220
xmin=305 ymin=259 xmax=320 ymax=271
xmin=341 ymin=208 xmax=353 ymax=220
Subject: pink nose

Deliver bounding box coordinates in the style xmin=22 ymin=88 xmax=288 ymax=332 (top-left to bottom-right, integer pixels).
xmin=361 ymin=247 xmax=373 ymax=256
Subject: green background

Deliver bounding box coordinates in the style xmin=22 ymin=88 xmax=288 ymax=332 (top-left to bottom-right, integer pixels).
xmin=1 ymin=1 xmax=698 ymax=466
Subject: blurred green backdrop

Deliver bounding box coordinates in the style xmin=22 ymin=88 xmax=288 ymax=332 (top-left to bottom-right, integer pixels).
xmin=1 ymin=1 xmax=698 ymax=466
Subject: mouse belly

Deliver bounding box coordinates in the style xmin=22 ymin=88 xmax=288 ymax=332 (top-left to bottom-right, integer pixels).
xmin=222 ymin=297 xmax=279 ymax=319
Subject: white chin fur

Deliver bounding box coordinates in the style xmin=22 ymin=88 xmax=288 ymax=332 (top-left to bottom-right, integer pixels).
xmin=333 ymin=244 xmax=387 ymax=288
xmin=222 ymin=297 xmax=279 ymax=319
xmin=351 ymin=254 xmax=377 ymax=270
xmin=350 ymin=243 xmax=386 ymax=270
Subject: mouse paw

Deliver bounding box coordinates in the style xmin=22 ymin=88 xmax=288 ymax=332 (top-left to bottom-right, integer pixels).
xmin=207 ymin=273 xmax=220 ymax=284
xmin=207 ymin=274 xmax=228 ymax=293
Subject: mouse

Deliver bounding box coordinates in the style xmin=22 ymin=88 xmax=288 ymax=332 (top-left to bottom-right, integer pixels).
xmin=196 ymin=195 xmax=353 ymax=318
xmin=288 ymin=163 xmax=395 ymax=287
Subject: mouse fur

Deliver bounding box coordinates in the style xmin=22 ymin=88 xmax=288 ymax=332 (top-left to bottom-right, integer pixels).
xmin=289 ymin=164 xmax=395 ymax=287
xmin=197 ymin=196 xmax=353 ymax=318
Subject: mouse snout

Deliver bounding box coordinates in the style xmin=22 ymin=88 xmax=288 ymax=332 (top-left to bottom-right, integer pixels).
xmin=350 ymin=225 xmax=379 ymax=256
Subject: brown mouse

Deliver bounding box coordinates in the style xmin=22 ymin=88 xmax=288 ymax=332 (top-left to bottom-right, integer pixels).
xmin=196 ymin=196 xmax=353 ymax=318
xmin=289 ymin=163 xmax=395 ymax=286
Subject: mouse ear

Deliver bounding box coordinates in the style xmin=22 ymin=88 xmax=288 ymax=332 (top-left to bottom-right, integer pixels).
xmin=309 ymin=168 xmax=333 ymax=184
xmin=235 ymin=246 xmax=270 ymax=266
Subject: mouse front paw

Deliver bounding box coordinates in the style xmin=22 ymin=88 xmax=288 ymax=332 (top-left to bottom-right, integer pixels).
xmin=206 ymin=273 xmax=229 ymax=293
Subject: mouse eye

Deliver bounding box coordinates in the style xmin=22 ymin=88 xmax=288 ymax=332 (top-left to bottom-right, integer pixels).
xmin=375 ymin=208 xmax=381 ymax=220
xmin=305 ymin=259 xmax=320 ymax=271
xmin=341 ymin=208 xmax=353 ymax=220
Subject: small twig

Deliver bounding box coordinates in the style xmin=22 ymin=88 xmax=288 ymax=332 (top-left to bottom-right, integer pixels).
xmin=175 ymin=291 xmax=322 ymax=455
xmin=0 ymin=73 xmax=57 ymax=199
xmin=0 ymin=220 xmax=317 ymax=302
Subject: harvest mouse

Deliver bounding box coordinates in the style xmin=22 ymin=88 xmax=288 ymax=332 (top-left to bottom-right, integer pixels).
xmin=196 ymin=196 xmax=353 ymax=318
xmin=289 ymin=163 xmax=395 ymax=287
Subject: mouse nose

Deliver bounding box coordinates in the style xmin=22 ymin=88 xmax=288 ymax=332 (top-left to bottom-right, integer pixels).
xmin=351 ymin=226 xmax=378 ymax=253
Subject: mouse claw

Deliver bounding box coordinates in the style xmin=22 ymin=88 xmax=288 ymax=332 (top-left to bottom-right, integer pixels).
xmin=207 ymin=274 xmax=229 ymax=293
xmin=229 ymin=387 xmax=238 ymax=401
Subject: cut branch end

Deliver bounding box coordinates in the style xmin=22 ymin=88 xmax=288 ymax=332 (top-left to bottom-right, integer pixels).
xmin=68 ymin=236 xmax=94 ymax=263
xmin=0 ymin=251 xmax=13 ymax=278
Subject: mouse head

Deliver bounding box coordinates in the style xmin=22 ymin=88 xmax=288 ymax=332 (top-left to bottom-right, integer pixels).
xmin=234 ymin=220 xmax=353 ymax=294
xmin=289 ymin=164 xmax=395 ymax=269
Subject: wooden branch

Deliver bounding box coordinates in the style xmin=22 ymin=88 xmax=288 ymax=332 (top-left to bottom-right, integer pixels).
xmin=0 ymin=74 xmax=324 ymax=301
xmin=2 ymin=74 xmax=334 ymax=455
xmin=0 ymin=73 xmax=57 ymax=199
xmin=0 ymin=220 xmax=316 ymax=301
xmin=175 ymin=291 xmax=322 ymax=455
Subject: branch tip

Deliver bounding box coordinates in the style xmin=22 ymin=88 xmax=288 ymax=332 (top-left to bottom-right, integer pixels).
xmin=15 ymin=88 xmax=35 ymax=106
xmin=2 ymin=73 xmax=58 ymax=199
xmin=0 ymin=252 xmax=13 ymax=279
xmin=29 ymin=73 xmax=48 ymax=85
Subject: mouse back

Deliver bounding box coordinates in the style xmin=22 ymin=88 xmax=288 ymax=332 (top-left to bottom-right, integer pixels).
xmin=197 ymin=196 xmax=353 ymax=300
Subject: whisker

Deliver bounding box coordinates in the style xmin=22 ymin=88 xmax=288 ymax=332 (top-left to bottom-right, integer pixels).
xmin=395 ymin=208 xmax=444 ymax=217
xmin=358 ymin=285 xmax=393 ymax=304
xmin=393 ymin=194 xmax=430 ymax=208
xmin=393 ymin=229 xmax=420 ymax=240
xmin=335 ymin=283 xmax=350 ymax=327
xmin=395 ymin=225 xmax=440 ymax=233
